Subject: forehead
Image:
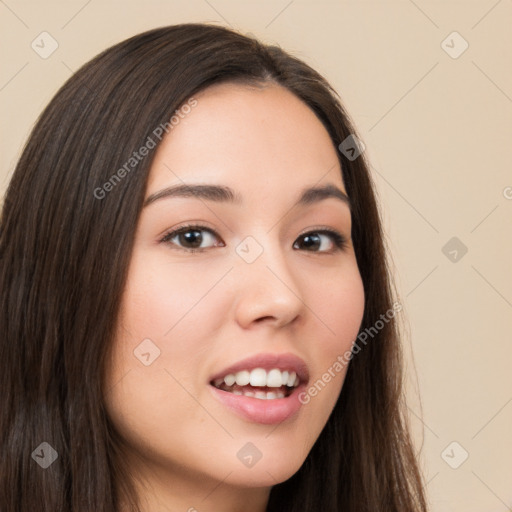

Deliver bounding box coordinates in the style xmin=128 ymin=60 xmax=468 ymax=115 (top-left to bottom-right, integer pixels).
xmin=146 ymin=82 xmax=346 ymax=198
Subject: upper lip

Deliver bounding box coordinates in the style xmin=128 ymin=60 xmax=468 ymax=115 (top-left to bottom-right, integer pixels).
xmin=209 ymin=352 xmax=310 ymax=385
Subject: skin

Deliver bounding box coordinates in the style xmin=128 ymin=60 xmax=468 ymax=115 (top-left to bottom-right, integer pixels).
xmin=103 ymin=82 xmax=365 ymax=512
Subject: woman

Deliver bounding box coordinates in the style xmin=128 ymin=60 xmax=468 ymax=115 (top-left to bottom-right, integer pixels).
xmin=0 ymin=23 xmax=428 ymax=511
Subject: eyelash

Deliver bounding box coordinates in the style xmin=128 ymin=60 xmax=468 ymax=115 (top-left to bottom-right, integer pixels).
xmin=159 ymin=223 xmax=348 ymax=254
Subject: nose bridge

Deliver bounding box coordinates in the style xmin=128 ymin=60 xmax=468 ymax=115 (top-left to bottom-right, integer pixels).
xmin=232 ymin=231 xmax=304 ymax=327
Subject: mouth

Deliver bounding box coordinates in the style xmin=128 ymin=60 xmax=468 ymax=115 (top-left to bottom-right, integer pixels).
xmin=207 ymin=353 xmax=309 ymax=424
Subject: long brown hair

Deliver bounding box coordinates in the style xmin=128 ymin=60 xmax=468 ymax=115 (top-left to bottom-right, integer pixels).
xmin=0 ymin=23 xmax=428 ymax=511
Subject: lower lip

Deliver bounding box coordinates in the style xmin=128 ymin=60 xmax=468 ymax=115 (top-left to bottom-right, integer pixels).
xmin=209 ymin=384 xmax=306 ymax=425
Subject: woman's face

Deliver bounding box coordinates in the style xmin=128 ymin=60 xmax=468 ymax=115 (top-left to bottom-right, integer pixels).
xmin=104 ymin=82 xmax=365 ymax=507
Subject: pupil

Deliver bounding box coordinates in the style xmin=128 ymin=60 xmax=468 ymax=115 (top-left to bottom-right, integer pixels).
xmin=181 ymin=230 xmax=202 ymax=248
xmin=303 ymin=234 xmax=320 ymax=250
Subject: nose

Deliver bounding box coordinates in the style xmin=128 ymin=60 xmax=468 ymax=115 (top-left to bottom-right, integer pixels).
xmin=232 ymin=238 xmax=305 ymax=330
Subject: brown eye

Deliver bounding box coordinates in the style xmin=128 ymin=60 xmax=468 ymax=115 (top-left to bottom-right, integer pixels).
xmin=159 ymin=225 xmax=347 ymax=254
xmin=160 ymin=225 xmax=223 ymax=253
xmin=293 ymin=230 xmax=347 ymax=253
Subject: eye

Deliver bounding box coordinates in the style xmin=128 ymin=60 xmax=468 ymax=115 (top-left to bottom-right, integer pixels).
xmin=159 ymin=224 xmax=348 ymax=254
xmin=293 ymin=229 xmax=348 ymax=253
xmin=159 ymin=224 xmax=224 ymax=253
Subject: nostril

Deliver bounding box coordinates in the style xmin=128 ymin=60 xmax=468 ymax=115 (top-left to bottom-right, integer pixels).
xmin=256 ymin=316 xmax=273 ymax=322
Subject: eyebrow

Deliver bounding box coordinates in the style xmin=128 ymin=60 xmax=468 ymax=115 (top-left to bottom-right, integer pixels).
xmin=143 ymin=182 xmax=351 ymax=211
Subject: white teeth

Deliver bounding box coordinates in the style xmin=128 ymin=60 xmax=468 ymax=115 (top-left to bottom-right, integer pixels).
xmin=214 ymin=368 xmax=301 ymax=389
xmin=224 ymin=374 xmax=236 ymax=386
xmin=215 ymin=386 xmax=286 ymax=399
xmin=249 ymin=368 xmax=267 ymax=387
xmin=251 ymin=390 xmax=286 ymax=400
xmin=266 ymin=369 xmax=283 ymax=387
xmin=235 ymin=370 xmax=250 ymax=386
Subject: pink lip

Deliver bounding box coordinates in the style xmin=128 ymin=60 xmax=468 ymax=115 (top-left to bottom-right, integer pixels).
xmin=209 ymin=352 xmax=310 ymax=385
xmin=209 ymin=383 xmax=307 ymax=425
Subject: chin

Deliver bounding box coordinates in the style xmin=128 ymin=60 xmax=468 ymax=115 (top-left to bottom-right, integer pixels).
xmin=222 ymin=449 xmax=306 ymax=488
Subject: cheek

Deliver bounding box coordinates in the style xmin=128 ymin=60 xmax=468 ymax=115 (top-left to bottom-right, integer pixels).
xmin=313 ymin=263 xmax=366 ymax=353
xmin=106 ymin=254 xmax=215 ymax=402
xmin=120 ymin=248 xmax=222 ymax=341
xmin=297 ymin=264 xmax=365 ymax=429
xmin=103 ymin=293 xmax=215 ymax=472
xmin=102 ymin=254 xmax=207 ymax=438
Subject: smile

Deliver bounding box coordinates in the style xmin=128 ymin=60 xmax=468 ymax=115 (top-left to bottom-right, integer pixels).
xmin=211 ymin=367 xmax=301 ymax=399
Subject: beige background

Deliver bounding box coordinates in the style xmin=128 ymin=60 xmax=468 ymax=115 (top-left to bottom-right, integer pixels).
xmin=1 ymin=1 xmax=511 ymax=510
